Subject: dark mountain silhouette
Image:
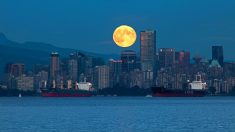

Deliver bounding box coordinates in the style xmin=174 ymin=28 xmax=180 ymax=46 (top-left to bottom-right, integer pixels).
xmin=0 ymin=33 xmax=118 ymax=79
xmin=0 ymin=33 xmax=8 ymax=44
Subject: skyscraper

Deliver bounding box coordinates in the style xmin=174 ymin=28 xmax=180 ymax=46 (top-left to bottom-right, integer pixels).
xmin=212 ymin=46 xmax=224 ymax=67
xmin=50 ymin=52 xmax=60 ymax=81
xmin=71 ymin=52 xmax=86 ymax=76
xmin=68 ymin=53 xmax=78 ymax=82
xmin=140 ymin=30 xmax=156 ymax=88
xmin=16 ymin=75 xmax=34 ymax=91
xmin=93 ymin=65 xmax=109 ymax=89
xmin=159 ymin=48 xmax=175 ymax=68
xmin=121 ymin=50 xmax=137 ymax=73
xmin=175 ymin=51 xmax=190 ymax=67
xmin=5 ymin=63 xmax=25 ymax=89
xmin=109 ymin=59 xmax=122 ymax=87
xmin=5 ymin=63 xmax=25 ymax=78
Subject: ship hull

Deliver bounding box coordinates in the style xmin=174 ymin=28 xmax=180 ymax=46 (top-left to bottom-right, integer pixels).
xmin=41 ymin=89 xmax=95 ymax=97
xmin=41 ymin=93 xmax=93 ymax=97
xmin=153 ymin=92 xmax=205 ymax=97
xmin=152 ymin=87 xmax=206 ymax=97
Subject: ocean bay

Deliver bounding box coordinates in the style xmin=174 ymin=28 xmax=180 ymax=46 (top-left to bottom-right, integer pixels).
xmin=0 ymin=97 xmax=235 ymax=132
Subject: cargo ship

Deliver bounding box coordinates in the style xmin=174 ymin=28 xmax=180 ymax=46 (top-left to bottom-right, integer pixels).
xmin=41 ymin=80 xmax=96 ymax=97
xmin=152 ymin=74 xmax=207 ymax=97
xmin=41 ymin=89 xmax=95 ymax=97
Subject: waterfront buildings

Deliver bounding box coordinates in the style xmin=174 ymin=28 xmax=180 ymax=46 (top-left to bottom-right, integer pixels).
xmin=16 ymin=75 xmax=34 ymax=91
xmin=1 ymin=30 xmax=235 ymax=96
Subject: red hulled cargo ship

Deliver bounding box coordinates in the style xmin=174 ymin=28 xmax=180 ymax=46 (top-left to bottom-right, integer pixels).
xmin=41 ymin=81 xmax=96 ymax=97
xmin=41 ymin=88 xmax=95 ymax=97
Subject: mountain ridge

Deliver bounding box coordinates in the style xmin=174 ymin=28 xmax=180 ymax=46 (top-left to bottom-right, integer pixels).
xmin=0 ymin=33 xmax=118 ymax=79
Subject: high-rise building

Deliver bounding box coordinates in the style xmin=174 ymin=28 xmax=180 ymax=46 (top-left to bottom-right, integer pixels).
xmin=50 ymin=52 xmax=60 ymax=83
xmin=68 ymin=53 xmax=78 ymax=82
xmin=121 ymin=50 xmax=137 ymax=73
xmin=93 ymin=65 xmax=109 ymax=89
xmin=5 ymin=63 xmax=25 ymax=78
xmin=119 ymin=72 xmax=130 ymax=88
xmin=4 ymin=63 xmax=25 ymax=89
xmin=212 ymin=46 xmax=224 ymax=67
xmin=130 ymin=69 xmax=142 ymax=88
xmin=175 ymin=51 xmax=190 ymax=67
xmin=16 ymin=75 xmax=34 ymax=91
xmin=140 ymin=30 xmax=156 ymax=88
xmin=67 ymin=52 xmax=90 ymax=81
xmin=208 ymin=60 xmax=223 ymax=79
xmin=70 ymin=52 xmax=86 ymax=76
xmin=159 ymin=48 xmax=175 ymax=68
xmin=85 ymin=56 xmax=93 ymax=82
xmin=34 ymin=70 xmax=48 ymax=91
xmin=109 ymin=59 xmax=122 ymax=87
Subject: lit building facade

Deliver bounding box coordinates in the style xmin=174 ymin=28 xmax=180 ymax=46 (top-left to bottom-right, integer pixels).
xmin=16 ymin=75 xmax=34 ymax=91
xmin=140 ymin=30 xmax=156 ymax=88
xmin=159 ymin=48 xmax=175 ymax=68
xmin=93 ymin=65 xmax=109 ymax=89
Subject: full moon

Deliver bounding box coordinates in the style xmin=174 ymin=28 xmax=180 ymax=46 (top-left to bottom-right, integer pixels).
xmin=113 ymin=25 xmax=137 ymax=48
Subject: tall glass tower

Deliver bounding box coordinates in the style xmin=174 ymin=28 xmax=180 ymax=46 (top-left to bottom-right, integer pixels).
xmin=50 ymin=52 xmax=60 ymax=81
xmin=140 ymin=30 xmax=156 ymax=88
xmin=212 ymin=46 xmax=224 ymax=67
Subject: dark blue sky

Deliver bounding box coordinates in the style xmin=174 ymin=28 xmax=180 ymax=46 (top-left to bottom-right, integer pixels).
xmin=0 ymin=0 xmax=235 ymax=59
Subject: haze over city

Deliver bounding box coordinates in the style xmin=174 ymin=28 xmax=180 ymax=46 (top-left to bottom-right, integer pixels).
xmin=0 ymin=0 xmax=235 ymax=59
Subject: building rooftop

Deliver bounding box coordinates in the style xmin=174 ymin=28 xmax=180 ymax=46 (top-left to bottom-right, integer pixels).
xmin=209 ymin=59 xmax=221 ymax=68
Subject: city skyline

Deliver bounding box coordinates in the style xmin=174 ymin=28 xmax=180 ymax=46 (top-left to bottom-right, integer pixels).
xmin=2 ymin=44 xmax=234 ymax=94
xmin=0 ymin=1 xmax=235 ymax=95
xmin=1 ymin=1 xmax=235 ymax=132
xmin=2 ymin=29 xmax=234 ymax=95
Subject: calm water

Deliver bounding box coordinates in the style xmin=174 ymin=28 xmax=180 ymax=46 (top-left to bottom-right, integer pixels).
xmin=0 ymin=97 xmax=235 ymax=132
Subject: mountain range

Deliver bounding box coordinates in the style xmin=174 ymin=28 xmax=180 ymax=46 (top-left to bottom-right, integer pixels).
xmin=0 ymin=33 xmax=118 ymax=79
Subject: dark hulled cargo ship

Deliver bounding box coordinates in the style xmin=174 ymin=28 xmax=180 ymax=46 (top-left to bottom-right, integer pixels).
xmin=152 ymin=74 xmax=207 ymax=97
xmin=151 ymin=87 xmax=206 ymax=97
